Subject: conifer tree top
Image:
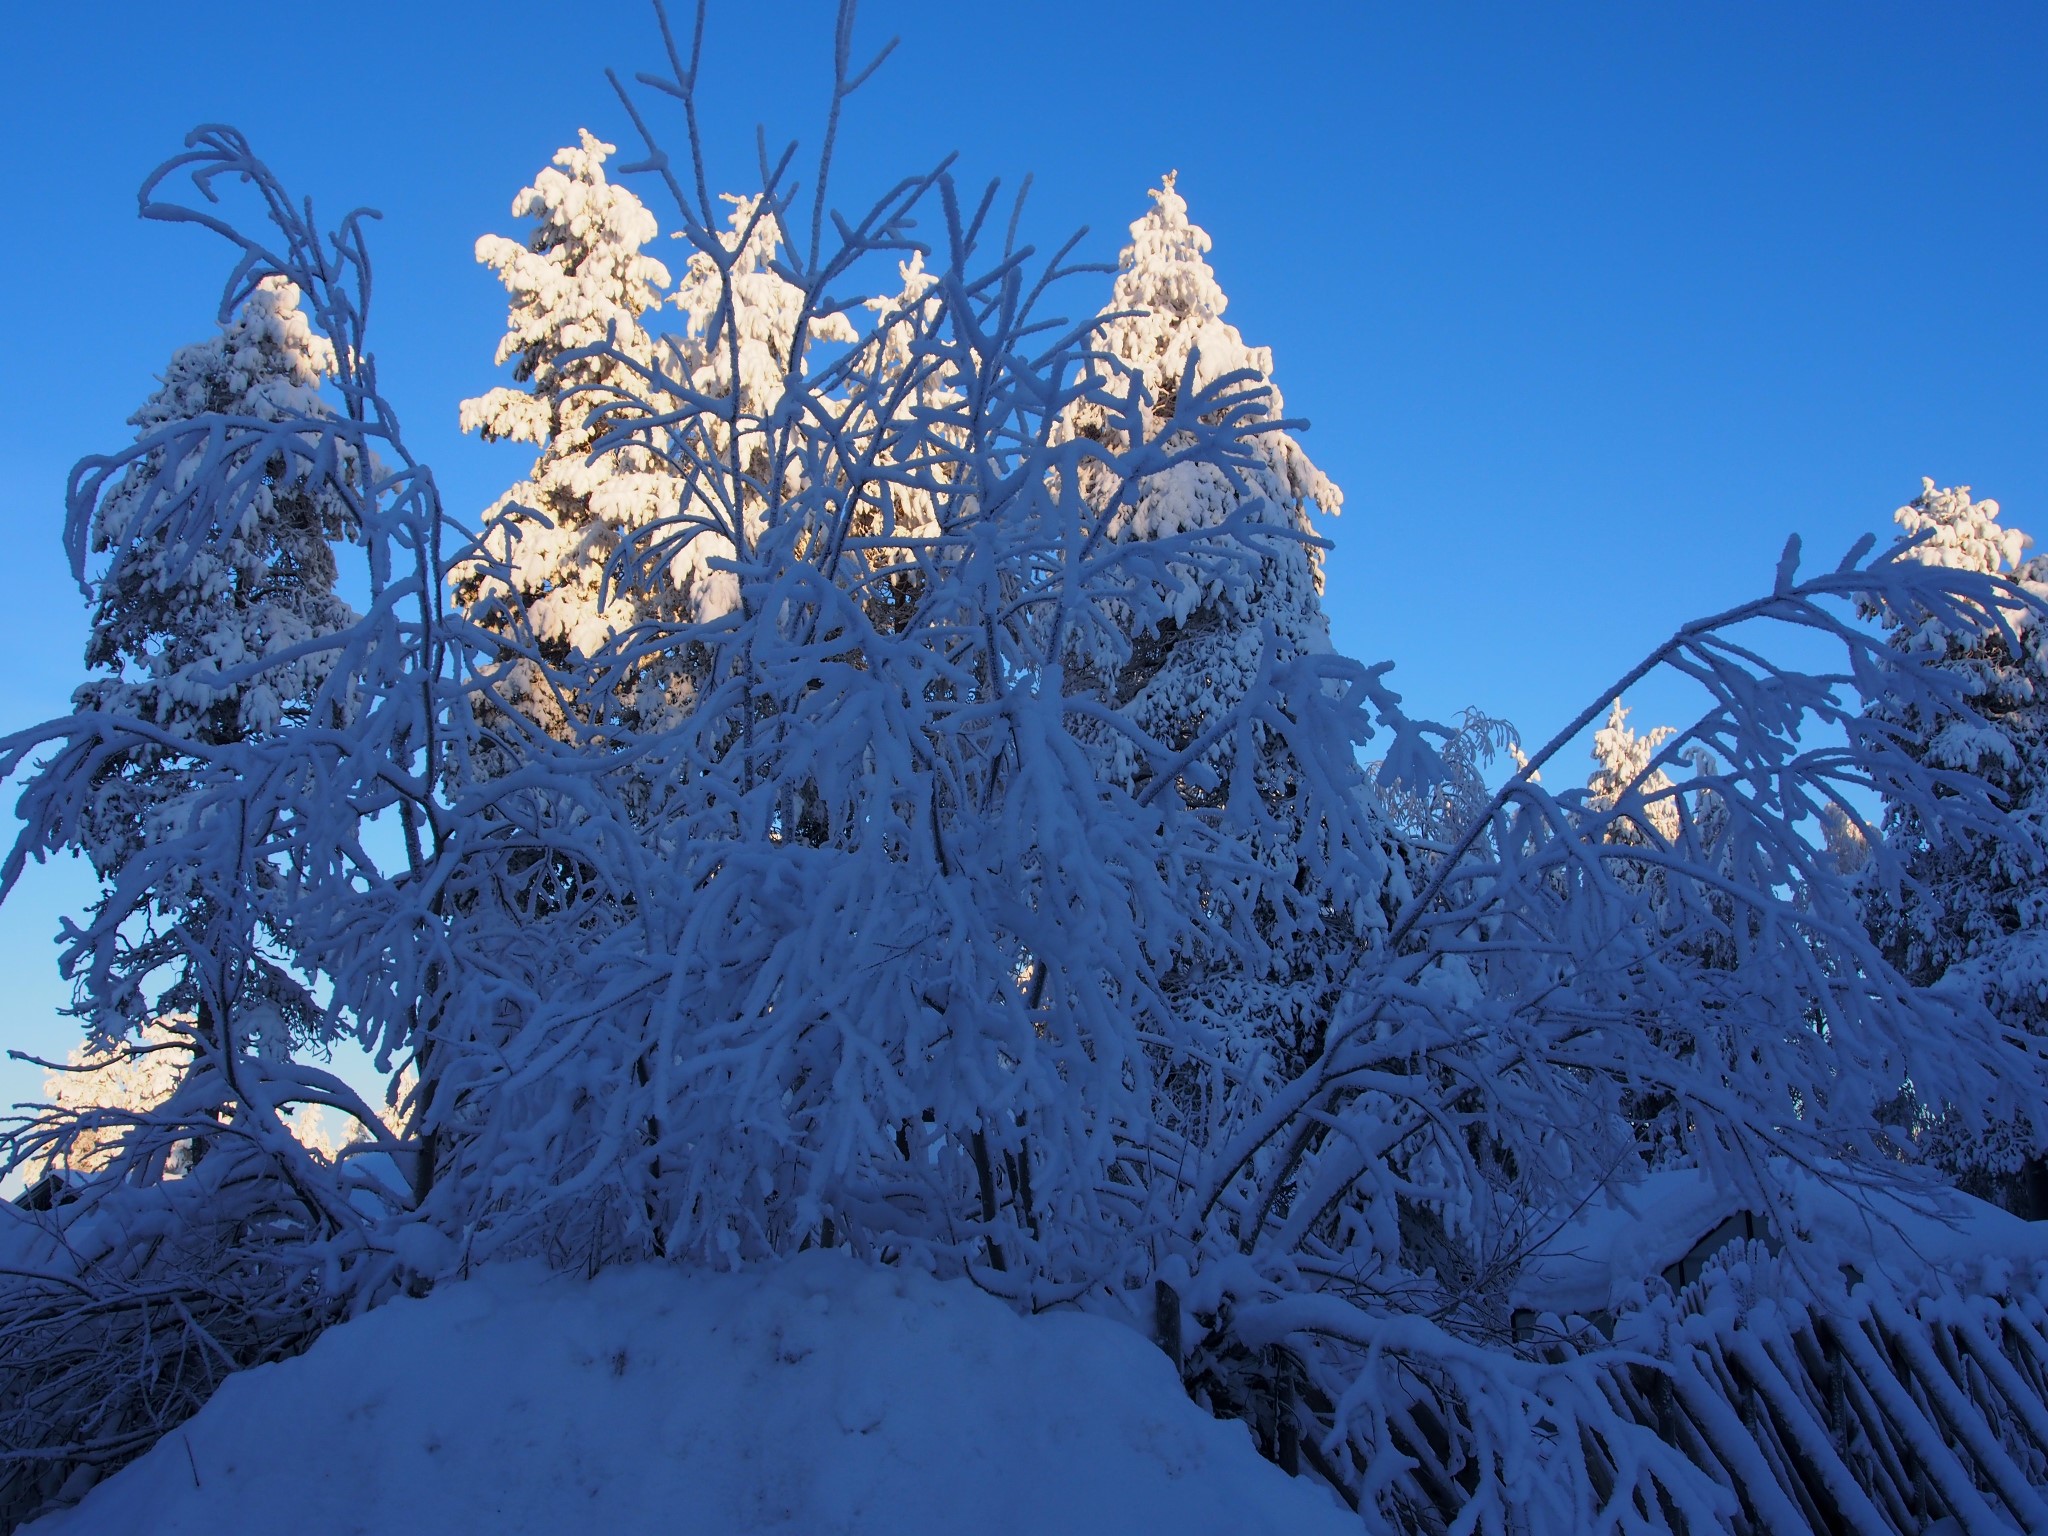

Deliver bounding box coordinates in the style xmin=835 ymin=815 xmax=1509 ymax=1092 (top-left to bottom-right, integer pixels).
xmin=672 ymin=193 xmax=858 ymax=418
xmin=461 ymin=130 xmax=670 ymax=447
xmin=1096 ymin=175 xmax=1341 ymax=523
xmin=1880 ymin=479 xmax=2048 ymax=667
xmin=1897 ymin=477 xmax=2030 ymax=580
xmin=85 ymin=275 xmax=359 ymax=745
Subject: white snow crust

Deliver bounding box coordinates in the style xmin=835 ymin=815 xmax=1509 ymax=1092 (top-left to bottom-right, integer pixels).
xmin=29 ymin=1254 xmax=1354 ymax=1536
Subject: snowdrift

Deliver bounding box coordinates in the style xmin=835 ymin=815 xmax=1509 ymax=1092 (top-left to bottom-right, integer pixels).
xmin=28 ymin=1254 xmax=1353 ymax=1536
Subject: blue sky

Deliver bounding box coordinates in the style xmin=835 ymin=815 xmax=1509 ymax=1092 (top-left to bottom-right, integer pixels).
xmin=1 ymin=1 xmax=2043 ymax=1099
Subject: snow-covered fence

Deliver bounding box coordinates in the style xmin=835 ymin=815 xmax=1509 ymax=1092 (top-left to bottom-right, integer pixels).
xmin=1600 ymin=1255 xmax=2048 ymax=1535
xmin=1172 ymin=1187 xmax=2048 ymax=1535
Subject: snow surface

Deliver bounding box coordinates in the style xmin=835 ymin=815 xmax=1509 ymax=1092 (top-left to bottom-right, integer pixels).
xmin=29 ymin=1254 xmax=1355 ymax=1536
xmin=1515 ymin=1169 xmax=1748 ymax=1316
xmin=1514 ymin=1164 xmax=2048 ymax=1317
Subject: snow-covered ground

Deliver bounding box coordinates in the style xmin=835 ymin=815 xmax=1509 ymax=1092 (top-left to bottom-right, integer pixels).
xmin=29 ymin=1253 xmax=1355 ymax=1536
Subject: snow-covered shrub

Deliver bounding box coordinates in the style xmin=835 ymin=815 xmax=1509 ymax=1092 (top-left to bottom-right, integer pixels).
xmin=425 ymin=75 xmax=1347 ymax=1289
xmin=1173 ymin=523 xmax=2048 ymax=1528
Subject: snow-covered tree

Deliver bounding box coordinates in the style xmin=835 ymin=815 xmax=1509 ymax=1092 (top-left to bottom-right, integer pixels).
xmin=458 ymin=131 xmax=683 ymax=740
xmin=1862 ymin=479 xmax=2048 ymax=1209
xmin=1072 ymin=173 xmax=1387 ymax=1091
xmin=1079 ymin=173 xmax=1341 ymax=758
xmin=1866 ymin=480 xmax=2048 ymax=1010
xmin=34 ymin=1022 xmax=192 ymax=1176
xmin=671 ymin=192 xmax=862 ymax=424
xmin=1586 ymin=697 xmax=1679 ymax=841
xmin=1 ymin=130 xmax=455 ymax=1524
xmin=629 ymin=190 xmax=859 ymax=613
xmin=460 ymin=158 xmax=867 ymax=749
xmin=17 ymin=157 xmax=445 ymax=1153
xmin=20 ymin=273 xmax=367 ymax=1144
xmin=68 ymin=276 xmax=360 ymax=901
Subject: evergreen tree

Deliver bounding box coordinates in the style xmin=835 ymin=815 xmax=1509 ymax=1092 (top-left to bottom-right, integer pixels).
xmin=458 ymin=131 xmax=681 ymax=739
xmin=1586 ymin=698 xmax=1679 ymax=842
xmin=1864 ymin=479 xmax=2048 ymax=1208
xmin=1075 ymin=173 xmax=1375 ymax=1082
xmin=60 ymin=274 xmax=361 ymax=1078
xmin=663 ymin=191 xmax=859 ymax=586
xmin=1083 ymin=173 xmax=1340 ymax=730
xmin=1580 ymin=700 xmax=1731 ymax=1168
xmin=35 ymin=1022 xmax=192 ymax=1176
xmin=672 ymin=193 xmax=860 ymax=422
xmin=462 ymin=161 xmax=862 ymax=742
xmin=74 ymin=275 xmax=360 ymax=890
xmin=842 ymin=252 xmax=947 ymax=637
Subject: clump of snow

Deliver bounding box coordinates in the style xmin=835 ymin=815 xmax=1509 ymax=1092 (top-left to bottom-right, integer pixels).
xmin=29 ymin=1254 xmax=1353 ymax=1536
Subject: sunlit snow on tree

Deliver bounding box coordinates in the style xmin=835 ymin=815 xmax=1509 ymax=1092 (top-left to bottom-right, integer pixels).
xmin=459 ymin=131 xmax=687 ymax=739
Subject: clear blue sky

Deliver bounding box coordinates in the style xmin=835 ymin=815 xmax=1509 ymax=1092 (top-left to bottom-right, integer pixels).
xmin=2 ymin=1 xmax=2043 ymax=1100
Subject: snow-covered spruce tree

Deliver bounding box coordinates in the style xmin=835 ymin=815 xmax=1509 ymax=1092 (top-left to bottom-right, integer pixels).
xmin=0 ymin=282 xmax=362 ymax=1312
xmin=35 ymin=274 xmax=361 ymax=1153
xmin=1061 ymin=175 xmax=1451 ymax=1460
xmin=29 ymin=1023 xmax=381 ymax=1180
xmin=670 ymin=191 xmax=863 ymax=451
xmin=458 ymin=156 xmax=867 ymax=751
xmin=1862 ymin=479 xmax=2048 ymax=1211
xmin=1070 ymin=173 xmax=1392 ymax=1097
xmin=458 ymin=131 xmax=684 ymax=742
xmin=30 ymin=1022 xmax=193 ymax=1178
xmin=1586 ymin=697 xmax=1679 ymax=841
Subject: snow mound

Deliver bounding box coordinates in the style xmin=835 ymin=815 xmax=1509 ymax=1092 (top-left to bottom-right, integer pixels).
xmin=30 ymin=1253 xmax=1353 ymax=1536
